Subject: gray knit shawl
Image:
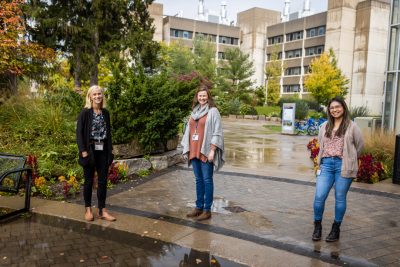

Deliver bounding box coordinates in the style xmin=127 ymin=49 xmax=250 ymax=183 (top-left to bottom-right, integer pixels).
xmin=181 ymin=107 xmax=225 ymax=171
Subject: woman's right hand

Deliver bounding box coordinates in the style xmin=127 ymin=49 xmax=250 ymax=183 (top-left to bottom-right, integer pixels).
xmin=82 ymin=151 xmax=89 ymax=158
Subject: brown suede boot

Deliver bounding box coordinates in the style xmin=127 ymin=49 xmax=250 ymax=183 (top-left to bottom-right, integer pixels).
xmin=186 ymin=208 xmax=203 ymax=218
xmin=195 ymin=211 xmax=211 ymax=221
xmin=84 ymin=207 xmax=94 ymax=222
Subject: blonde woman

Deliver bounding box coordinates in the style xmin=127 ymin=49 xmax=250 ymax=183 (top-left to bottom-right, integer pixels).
xmin=76 ymin=85 xmax=115 ymax=222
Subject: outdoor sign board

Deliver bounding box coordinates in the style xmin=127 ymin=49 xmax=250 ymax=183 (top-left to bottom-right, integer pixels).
xmin=282 ymin=103 xmax=296 ymax=135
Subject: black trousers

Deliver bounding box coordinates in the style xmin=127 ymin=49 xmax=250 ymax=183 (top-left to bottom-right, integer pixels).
xmin=83 ymin=144 xmax=108 ymax=210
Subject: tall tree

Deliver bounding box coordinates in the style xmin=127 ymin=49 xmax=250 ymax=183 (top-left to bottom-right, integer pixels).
xmin=220 ymin=47 xmax=254 ymax=100
xmin=304 ymin=49 xmax=349 ymax=105
xmin=160 ymin=41 xmax=194 ymax=76
xmin=0 ymin=0 xmax=55 ymax=93
xmin=265 ymin=47 xmax=283 ymax=105
xmin=193 ymin=36 xmax=216 ymax=81
xmin=25 ymin=0 xmax=159 ymax=90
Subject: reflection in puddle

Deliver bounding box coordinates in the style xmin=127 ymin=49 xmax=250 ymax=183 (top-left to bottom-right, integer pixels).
xmin=1 ymin=215 xmax=247 ymax=267
xmin=187 ymin=197 xmax=246 ymax=215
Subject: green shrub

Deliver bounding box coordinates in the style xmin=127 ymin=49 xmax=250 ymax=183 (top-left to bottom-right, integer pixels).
xmin=107 ymin=67 xmax=196 ymax=152
xmin=0 ymin=92 xmax=81 ymax=178
xmin=240 ymin=104 xmax=257 ymax=115
xmin=278 ymin=97 xmax=309 ymax=120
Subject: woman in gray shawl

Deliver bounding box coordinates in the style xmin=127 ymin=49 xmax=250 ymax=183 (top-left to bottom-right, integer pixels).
xmin=181 ymin=84 xmax=224 ymax=221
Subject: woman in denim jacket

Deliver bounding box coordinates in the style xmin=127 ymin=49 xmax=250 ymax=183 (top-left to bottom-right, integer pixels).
xmin=312 ymin=97 xmax=364 ymax=242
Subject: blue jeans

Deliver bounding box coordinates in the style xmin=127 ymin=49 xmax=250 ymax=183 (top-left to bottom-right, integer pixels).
xmin=191 ymin=158 xmax=214 ymax=211
xmin=313 ymin=157 xmax=353 ymax=223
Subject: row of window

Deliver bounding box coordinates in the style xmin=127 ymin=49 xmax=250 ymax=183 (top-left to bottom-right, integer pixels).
xmin=285 ymin=66 xmax=310 ymax=76
xmin=170 ymin=29 xmax=239 ymax=45
xmin=267 ymin=26 xmax=326 ymax=45
xmin=266 ymin=45 xmax=324 ymax=61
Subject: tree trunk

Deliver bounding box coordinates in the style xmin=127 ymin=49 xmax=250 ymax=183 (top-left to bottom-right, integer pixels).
xmin=7 ymin=73 xmax=17 ymax=95
xmin=90 ymin=28 xmax=99 ymax=86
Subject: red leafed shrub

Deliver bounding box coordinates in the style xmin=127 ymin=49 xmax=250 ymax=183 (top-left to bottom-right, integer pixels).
xmin=357 ymin=154 xmax=386 ymax=184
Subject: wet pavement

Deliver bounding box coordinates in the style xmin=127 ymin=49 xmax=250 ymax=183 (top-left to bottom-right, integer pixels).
xmin=0 ymin=214 xmax=245 ymax=267
xmin=2 ymin=118 xmax=400 ymax=266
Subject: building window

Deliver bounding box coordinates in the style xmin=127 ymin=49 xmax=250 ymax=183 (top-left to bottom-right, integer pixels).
xmin=218 ymin=52 xmax=225 ymax=60
xmin=306 ymin=26 xmax=326 ymax=38
xmin=304 ymin=66 xmax=310 ymax=74
xmin=388 ymin=26 xmax=400 ymax=71
xmin=305 ymin=45 xmax=324 ymax=56
xmin=268 ymin=35 xmax=283 ymax=45
xmin=170 ymin=29 xmax=193 ymax=39
xmin=285 ymin=67 xmax=301 ymax=76
xmin=283 ymin=84 xmax=300 ymax=93
xmin=219 ymin=36 xmax=239 ymax=45
xmin=286 ymin=31 xmax=303 ymax=42
xmin=196 ymin=32 xmax=217 ymax=42
xmin=285 ymin=49 xmax=302 ymax=58
xmin=392 ymin=0 xmax=400 ymax=24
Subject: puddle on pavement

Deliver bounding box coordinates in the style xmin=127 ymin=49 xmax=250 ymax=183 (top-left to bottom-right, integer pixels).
xmin=186 ymin=197 xmax=246 ymax=215
xmin=1 ymin=214 xmax=247 ymax=267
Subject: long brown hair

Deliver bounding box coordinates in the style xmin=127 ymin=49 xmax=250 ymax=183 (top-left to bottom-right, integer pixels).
xmin=191 ymin=83 xmax=217 ymax=109
xmin=325 ymin=97 xmax=351 ymax=138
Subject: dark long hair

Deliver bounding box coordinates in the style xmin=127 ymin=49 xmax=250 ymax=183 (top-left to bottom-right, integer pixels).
xmin=191 ymin=83 xmax=217 ymax=109
xmin=325 ymin=97 xmax=351 ymax=138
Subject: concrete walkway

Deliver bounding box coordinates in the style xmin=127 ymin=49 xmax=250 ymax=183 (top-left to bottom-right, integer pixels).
xmin=2 ymin=118 xmax=400 ymax=266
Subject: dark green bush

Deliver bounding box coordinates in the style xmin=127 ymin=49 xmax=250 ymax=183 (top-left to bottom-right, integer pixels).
xmin=278 ymin=97 xmax=309 ymax=120
xmin=240 ymin=103 xmax=257 ymax=115
xmin=107 ymin=67 xmax=196 ymax=152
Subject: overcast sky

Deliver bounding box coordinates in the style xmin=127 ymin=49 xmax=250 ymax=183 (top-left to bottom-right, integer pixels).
xmin=154 ymin=0 xmax=328 ymax=22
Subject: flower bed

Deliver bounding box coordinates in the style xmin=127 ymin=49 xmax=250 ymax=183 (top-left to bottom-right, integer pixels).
xmin=24 ymin=155 xmax=129 ymax=199
xmin=307 ymin=138 xmax=387 ymax=183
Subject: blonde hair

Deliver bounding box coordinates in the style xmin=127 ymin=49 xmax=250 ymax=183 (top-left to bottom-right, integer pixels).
xmin=84 ymin=85 xmax=107 ymax=109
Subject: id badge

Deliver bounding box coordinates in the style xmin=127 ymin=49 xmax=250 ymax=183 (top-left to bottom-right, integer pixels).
xmin=94 ymin=141 xmax=104 ymax=151
xmin=192 ymin=134 xmax=199 ymax=141
xmin=316 ymin=169 xmax=321 ymax=176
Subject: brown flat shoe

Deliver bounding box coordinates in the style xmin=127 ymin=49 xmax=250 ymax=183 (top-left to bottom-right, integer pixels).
xmin=98 ymin=209 xmax=116 ymax=221
xmin=195 ymin=211 xmax=211 ymax=221
xmin=186 ymin=208 xmax=203 ymax=218
xmin=84 ymin=207 xmax=94 ymax=222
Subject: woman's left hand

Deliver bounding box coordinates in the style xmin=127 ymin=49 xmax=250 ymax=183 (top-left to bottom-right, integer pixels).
xmin=208 ymin=150 xmax=215 ymax=162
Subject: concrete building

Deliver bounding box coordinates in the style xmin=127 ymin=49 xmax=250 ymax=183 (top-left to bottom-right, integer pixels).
xmin=238 ymin=0 xmax=390 ymax=114
xmin=149 ymin=1 xmax=390 ymax=114
xmin=383 ymin=0 xmax=400 ymax=133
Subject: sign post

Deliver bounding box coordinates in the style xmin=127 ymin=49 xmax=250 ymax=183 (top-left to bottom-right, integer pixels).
xmin=282 ymin=103 xmax=296 ymax=135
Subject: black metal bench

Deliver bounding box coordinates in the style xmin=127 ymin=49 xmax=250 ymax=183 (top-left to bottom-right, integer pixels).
xmin=0 ymin=153 xmax=32 ymax=220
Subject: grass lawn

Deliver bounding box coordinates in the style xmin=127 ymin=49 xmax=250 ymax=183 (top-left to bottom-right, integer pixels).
xmin=255 ymin=106 xmax=281 ymax=116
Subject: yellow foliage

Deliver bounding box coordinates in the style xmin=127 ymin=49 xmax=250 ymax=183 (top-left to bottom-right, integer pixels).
xmin=35 ymin=176 xmax=47 ymax=187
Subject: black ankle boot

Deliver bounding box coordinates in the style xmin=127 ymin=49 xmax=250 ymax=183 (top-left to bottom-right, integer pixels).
xmin=312 ymin=220 xmax=322 ymax=241
xmin=326 ymin=221 xmax=341 ymax=242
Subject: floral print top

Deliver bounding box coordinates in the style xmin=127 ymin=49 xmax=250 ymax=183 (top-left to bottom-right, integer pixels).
xmin=90 ymin=110 xmax=107 ymax=140
xmin=321 ymin=130 xmax=344 ymax=158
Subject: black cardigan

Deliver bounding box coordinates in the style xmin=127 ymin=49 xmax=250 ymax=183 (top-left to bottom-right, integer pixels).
xmin=76 ymin=108 xmax=113 ymax=166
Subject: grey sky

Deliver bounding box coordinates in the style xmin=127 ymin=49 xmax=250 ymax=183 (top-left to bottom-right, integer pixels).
xmin=154 ymin=0 xmax=328 ymax=22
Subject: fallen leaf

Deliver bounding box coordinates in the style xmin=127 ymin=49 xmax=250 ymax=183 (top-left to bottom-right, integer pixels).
xmin=59 ymin=253 xmax=64 ymax=256
xmin=101 ymin=256 xmax=108 ymax=260
xmin=157 ymin=233 xmax=161 ymax=236
xmin=80 ymin=259 xmax=85 ymax=263
xmin=196 ymin=259 xmax=202 ymax=264
xmin=143 ymin=231 xmax=148 ymax=234
xmin=211 ymin=259 xmax=217 ymax=264
xmin=3 ymin=257 xmax=7 ymax=260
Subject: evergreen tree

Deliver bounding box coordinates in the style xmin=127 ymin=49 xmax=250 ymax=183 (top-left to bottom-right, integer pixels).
xmin=25 ymin=0 xmax=159 ymax=89
xmin=220 ymin=47 xmax=254 ymax=101
xmin=304 ymin=49 xmax=349 ymax=105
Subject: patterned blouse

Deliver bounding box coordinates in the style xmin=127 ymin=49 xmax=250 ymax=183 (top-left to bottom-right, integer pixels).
xmin=90 ymin=111 xmax=107 ymax=140
xmin=321 ymin=130 xmax=344 ymax=158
